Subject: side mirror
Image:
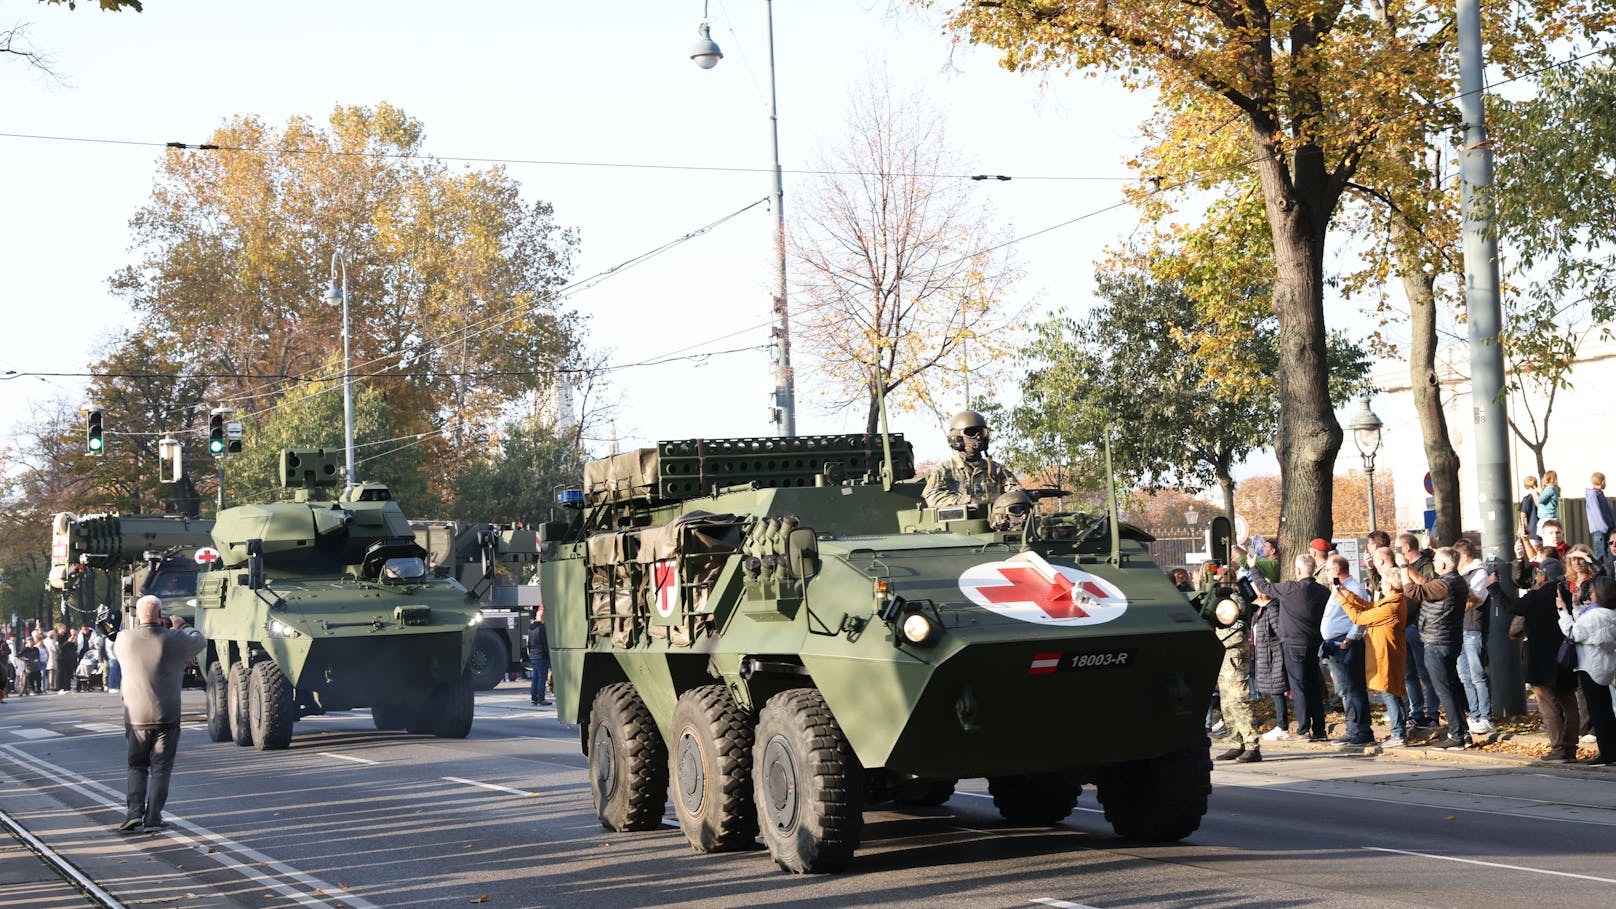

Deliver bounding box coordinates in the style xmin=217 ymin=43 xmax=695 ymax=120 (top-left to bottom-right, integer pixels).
xmin=246 ymin=538 xmax=265 ymax=591
xmin=787 ymin=528 xmax=819 ymax=581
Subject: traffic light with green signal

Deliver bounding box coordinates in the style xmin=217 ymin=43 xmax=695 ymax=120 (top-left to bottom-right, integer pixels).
xmin=209 ymin=411 xmax=226 ymax=455
xmin=85 ymin=407 xmax=105 ymax=455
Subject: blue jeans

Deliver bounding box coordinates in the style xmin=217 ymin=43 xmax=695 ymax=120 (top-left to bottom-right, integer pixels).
xmin=1423 ymin=642 xmax=1468 ymax=741
xmin=1379 ymin=690 xmax=1409 ymax=740
xmin=107 ymin=658 xmax=121 ymax=690
xmin=529 ymin=657 xmax=550 ymax=703
xmin=1404 ymin=626 xmax=1438 ymax=720
xmin=1282 ymin=643 xmax=1327 ymax=738
xmin=1325 ymin=640 xmax=1372 ymax=742
xmin=1458 ymin=629 xmax=1491 ymax=723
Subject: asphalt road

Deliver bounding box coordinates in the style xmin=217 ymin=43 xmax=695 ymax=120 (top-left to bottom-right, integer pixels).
xmin=2 ymin=684 xmax=1613 ymax=909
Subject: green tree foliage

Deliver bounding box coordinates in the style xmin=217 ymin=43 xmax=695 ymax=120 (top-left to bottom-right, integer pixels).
xmin=992 ymin=266 xmax=1366 ymax=519
xmin=229 ymin=368 xmax=431 ymax=512
xmin=448 ymin=420 xmax=583 ymax=526
xmin=110 ymin=103 xmax=580 ymax=502
xmin=1491 ymin=64 xmax=1616 ymax=474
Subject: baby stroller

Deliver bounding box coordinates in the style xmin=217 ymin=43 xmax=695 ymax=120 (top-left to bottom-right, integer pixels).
xmin=74 ymin=650 xmax=105 ymax=692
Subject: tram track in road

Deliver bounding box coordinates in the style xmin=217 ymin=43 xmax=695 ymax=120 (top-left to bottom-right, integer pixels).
xmin=0 ymin=802 xmax=125 ymax=909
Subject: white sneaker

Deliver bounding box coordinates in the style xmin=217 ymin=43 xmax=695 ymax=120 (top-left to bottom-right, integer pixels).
xmin=1260 ymin=727 xmax=1291 ymax=742
xmin=1581 ymin=733 xmax=1598 ymax=744
xmin=1468 ymin=719 xmax=1495 ymax=736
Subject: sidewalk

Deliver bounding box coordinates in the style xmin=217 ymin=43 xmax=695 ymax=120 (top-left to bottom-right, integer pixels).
xmin=1245 ymin=718 xmax=1613 ymax=770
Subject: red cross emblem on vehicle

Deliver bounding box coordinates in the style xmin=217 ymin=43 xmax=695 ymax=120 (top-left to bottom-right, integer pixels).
xmin=194 ymin=547 xmax=221 ymax=566
xmin=957 ymin=552 xmax=1128 ymax=626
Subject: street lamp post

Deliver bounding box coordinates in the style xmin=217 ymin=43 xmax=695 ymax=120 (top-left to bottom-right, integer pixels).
xmin=324 ymin=254 xmax=356 ymax=489
xmin=1349 ymin=395 xmax=1385 ymax=533
xmin=691 ymin=1 xmax=796 ymax=435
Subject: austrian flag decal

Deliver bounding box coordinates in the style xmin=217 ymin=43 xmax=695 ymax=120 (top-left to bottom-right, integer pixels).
xmin=957 ymin=551 xmax=1129 ymax=627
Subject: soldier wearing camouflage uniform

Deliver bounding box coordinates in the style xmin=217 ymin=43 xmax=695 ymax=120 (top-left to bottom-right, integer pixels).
xmin=1198 ymin=568 xmax=1261 ymax=762
xmin=923 ymin=411 xmax=1021 ymax=508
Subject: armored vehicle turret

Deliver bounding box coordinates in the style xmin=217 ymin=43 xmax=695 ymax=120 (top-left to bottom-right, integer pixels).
xmin=542 ymin=434 xmax=1220 ymax=873
xmin=195 ymin=449 xmax=483 ymax=750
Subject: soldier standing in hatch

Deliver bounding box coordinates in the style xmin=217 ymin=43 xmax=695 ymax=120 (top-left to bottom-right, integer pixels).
xmin=115 ymin=595 xmax=206 ymax=833
xmin=923 ymin=411 xmax=1021 ymax=508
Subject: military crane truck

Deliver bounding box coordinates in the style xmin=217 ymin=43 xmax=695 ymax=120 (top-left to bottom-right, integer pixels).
xmin=191 ymin=449 xmax=485 ymax=750
xmin=541 ymin=434 xmax=1221 ymax=874
xmin=48 ymin=511 xmax=217 ymax=629
xmin=412 ymin=521 xmax=542 ymax=689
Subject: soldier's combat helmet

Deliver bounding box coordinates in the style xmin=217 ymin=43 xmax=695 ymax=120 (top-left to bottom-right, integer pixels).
xmin=989 ymin=489 xmax=1034 ymax=532
xmin=946 ymin=410 xmax=991 ymax=452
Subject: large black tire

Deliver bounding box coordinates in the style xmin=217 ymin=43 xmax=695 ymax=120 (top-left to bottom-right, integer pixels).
xmin=466 ymin=630 xmax=509 ymax=691
xmin=588 ymin=682 xmax=668 ymax=832
xmin=227 ymin=662 xmax=254 ymax=747
xmin=404 ymin=700 xmax=435 ymax=735
xmin=987 ymin=774 xmax=1080 ymax=825
xmin=752 ymin=688 xmax=861 ymax=874
xmin=247 ymin=660 xmax=296 ymax=751
xmin=204 ymin=661 xmax=230 ymax=743
xmin=1095 ymin=739 xmax=1213 ymax=841
xmin=892 ymin=778 xmax=957 ymax=807
xmin=670 ymin=685 xmax=757 ymax=852
xmin=372 ymin=701 xmax=408 ymax=731
xmin=430 ymin=680 xmax=475 ymax=738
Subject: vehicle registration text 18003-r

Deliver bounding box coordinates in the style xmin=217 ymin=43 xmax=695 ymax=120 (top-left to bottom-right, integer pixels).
xmin=1028 ymin=649 xmax=1138 ymax=674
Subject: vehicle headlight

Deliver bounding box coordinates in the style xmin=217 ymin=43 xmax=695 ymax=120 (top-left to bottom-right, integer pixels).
xmin=467 ymin=613 xmax=482 ymax=627
xmin=186 ymin=598 xmax=198 ymax=608
xmin=264 ymin=619 xmax=300 ymax=638
xmin=900 ymin=612 xmax=941 ymax=646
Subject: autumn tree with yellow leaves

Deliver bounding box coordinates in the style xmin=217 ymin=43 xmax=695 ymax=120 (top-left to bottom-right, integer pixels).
xmin=927 ymin=0 xmax=1613 ymax=563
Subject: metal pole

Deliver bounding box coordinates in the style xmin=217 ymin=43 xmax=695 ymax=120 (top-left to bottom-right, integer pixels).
xmin=1458 ymin=0 xmax=1524 ymax=714
xmin=332 ymin=254 xmax=356 ymax=488
xmin=765 ymin=0 xmax=795 ymax=435
xmin=1365 ymin=462 xmax=1377 ymax=534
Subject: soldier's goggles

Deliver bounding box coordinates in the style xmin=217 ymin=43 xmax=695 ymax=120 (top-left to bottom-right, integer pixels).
xmin=961 ymin=426 xmax=987 ymax=437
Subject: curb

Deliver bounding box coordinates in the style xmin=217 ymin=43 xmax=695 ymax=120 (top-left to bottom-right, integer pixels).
xmin=1250 ymin=736 xmax=1616 ymax=771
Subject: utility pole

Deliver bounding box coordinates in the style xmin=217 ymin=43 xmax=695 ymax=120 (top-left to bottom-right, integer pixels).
xmin=1458 ymin=0 xmax=1524 ymax=714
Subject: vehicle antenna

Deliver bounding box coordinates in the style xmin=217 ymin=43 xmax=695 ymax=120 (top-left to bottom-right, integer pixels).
xmin=1104 ymin=430 xmax=1121 ymax=567
xmin=874 ymin=364 xmax=894 ymax=492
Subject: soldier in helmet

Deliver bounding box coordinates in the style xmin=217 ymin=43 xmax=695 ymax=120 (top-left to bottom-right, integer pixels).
xmin=923 ymin=410 xmax=1021 ymax=508
xmin=989 ymin=490 xmax=1035 ymax=532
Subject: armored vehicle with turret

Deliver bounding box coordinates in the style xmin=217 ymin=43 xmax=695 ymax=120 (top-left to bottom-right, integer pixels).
xmin=412 ymin=521 xmax=542 ymax=689
xmin=49 ymin=511 xmax=217 ymax=628
xmin=540 ymin=434 xmax=1220 ymax=873
xmin=193 ymin=449 xmax=484 ymax=750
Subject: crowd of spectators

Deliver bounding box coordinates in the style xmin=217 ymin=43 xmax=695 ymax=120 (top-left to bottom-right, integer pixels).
xmin=1 ymin=622 xmax=112 ymax=700
xmin=1194 ymin=470 xmax=1616 ymax=766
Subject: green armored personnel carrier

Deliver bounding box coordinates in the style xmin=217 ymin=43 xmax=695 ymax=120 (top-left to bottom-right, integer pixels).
xmin=195 ymin=449 xmax=483 ymax=750
xmin=412 ymin=520 xmax=542 ymax=690
xmin=48 ymin=511 xmax=217 ymax=627
xmin=541 ymin=435 xmax=1221 ymax=873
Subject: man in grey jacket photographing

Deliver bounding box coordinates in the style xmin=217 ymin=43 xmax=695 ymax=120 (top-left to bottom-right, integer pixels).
xmin=114 ymin=594 xmax=206 ymax=833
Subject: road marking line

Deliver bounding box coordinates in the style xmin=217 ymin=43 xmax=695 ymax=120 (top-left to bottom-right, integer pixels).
xmin=1030 ymin=899 xmax=1102 ymax=909
xmin=318 ymin=752 xmax=378 ymax=765
xmin=11 ymin=728 xmax=62 ymax=740
xmin=77 ymin=723 xmax=123 ymax=734
xmin=1363 ymin=846 xmax=1616 ymax=884
xmin=442 ymin=776 xmax=535 ymax=796
xmin=0 ymin=743 xmax=380 ymax=909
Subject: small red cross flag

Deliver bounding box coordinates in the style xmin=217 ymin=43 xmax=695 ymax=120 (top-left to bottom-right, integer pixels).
xmin=653 ymin=558 xmax=679 ymax=619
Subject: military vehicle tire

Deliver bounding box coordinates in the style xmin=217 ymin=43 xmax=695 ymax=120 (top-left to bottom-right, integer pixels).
xmin=204 ymin=661 xmax=231 ymax=743
xmin=588 ymin=683 xmax=668 ymax=832
xmin=247 ymin=660 xmax=296 ymax=751
xmin=752 ymin=688 xmax=861 ymax=874
xmin=371 ymin=701 xmax=408 ymax=731
xmin=891 ymin=778 xmax=956 ymax=807
xmin=403 ymin=700 xmax=435 ymax=735
xmin=466 ymin=629 xmax=508 ymax=691
xmin=987 ymin=774 xmax=1080 ymax=825
xmin=1095 ymin=739 xmax=1213 ymax=841
xmin=669 ymin=685 xmax=757 ymax=852
xmin=227 ymin=662 xmax=254 ymax=747
xmin=430 ymin=680 xmax=475 ymax=738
